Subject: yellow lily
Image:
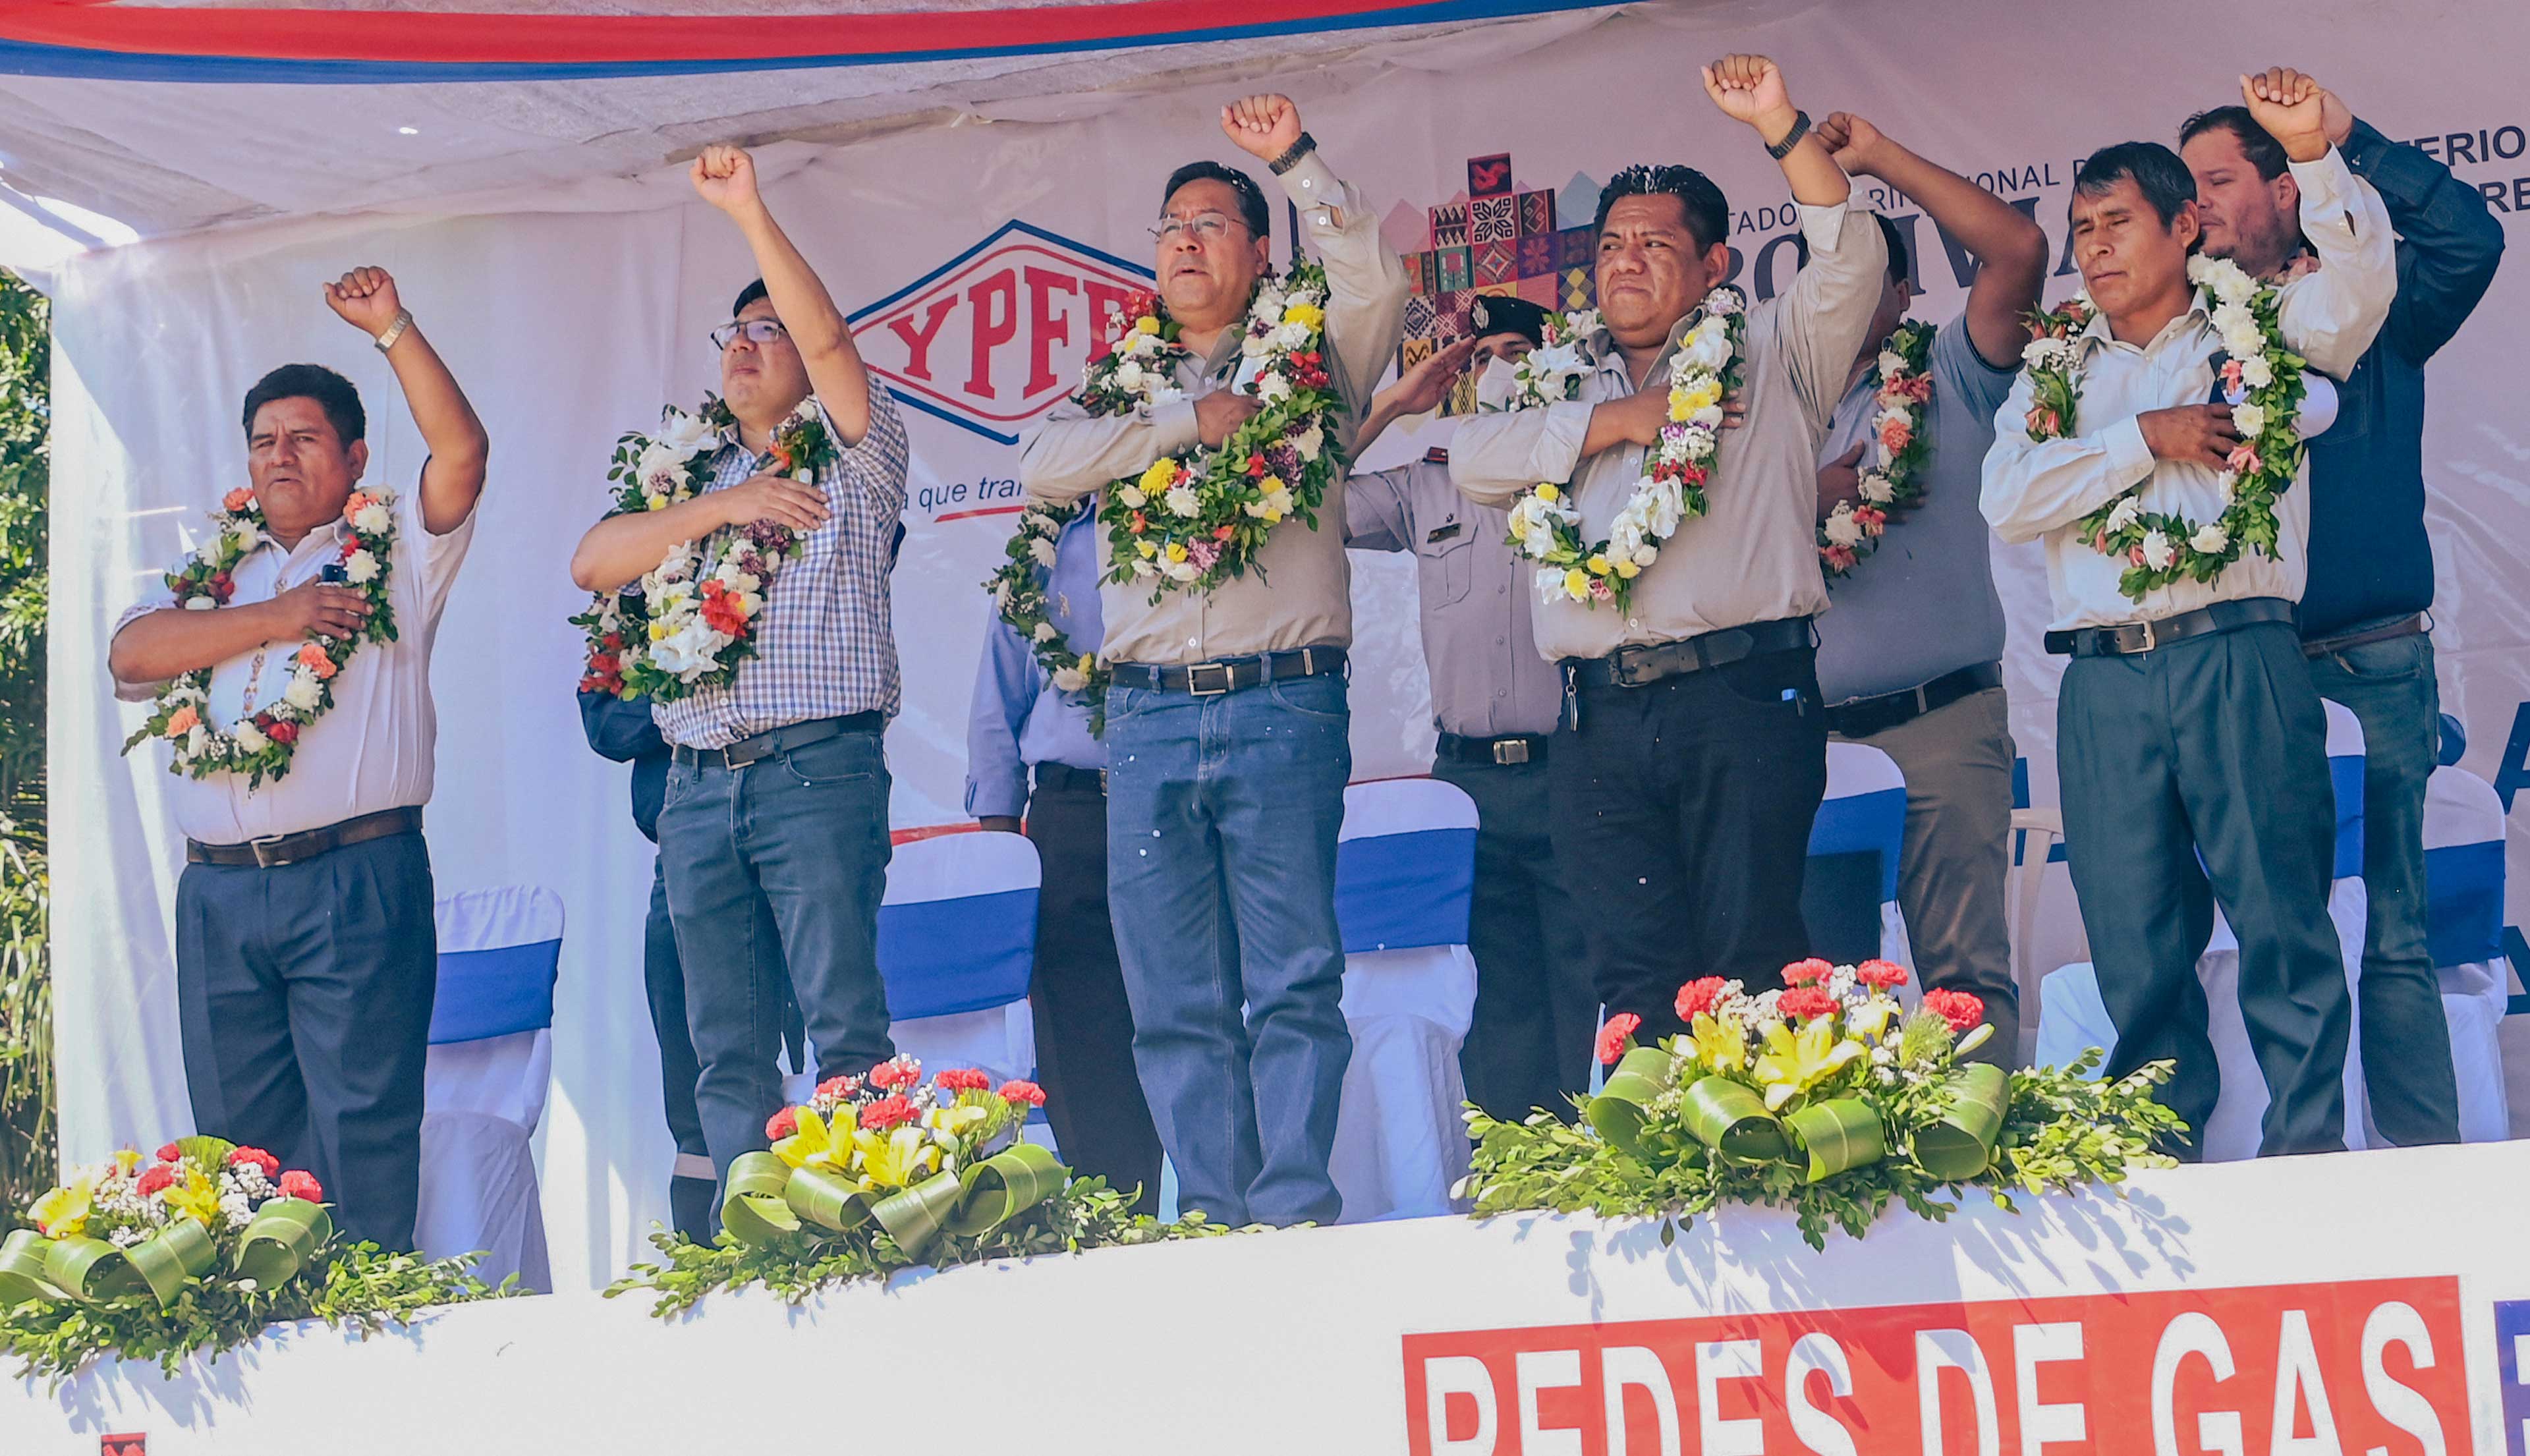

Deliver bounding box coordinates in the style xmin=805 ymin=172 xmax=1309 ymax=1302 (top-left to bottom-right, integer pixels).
xmin=161 ymin=1165 xmax=225 ymax=1228
xmin=926 ymin=1100 xmax=994 ymax=1151
xmin=1689 ymin=1013 xmax=1747 ymax=1074
xmin=771 ymin=1106 xmax=860 ymax=1177
xmin=1753 ymin=1019 xmax=1868 ymax=1111
xmin=857 ymin=1125 xmax=945 ymax=1190
xmin=30 ymin=1171 xmax=97 ymax=1239
xmin=1845 ymin=997 xmax=1900 ymax=1042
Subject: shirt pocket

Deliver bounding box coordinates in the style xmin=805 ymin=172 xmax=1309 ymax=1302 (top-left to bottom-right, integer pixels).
xmin=1415 ymin=528 xmax=1475 ymax=608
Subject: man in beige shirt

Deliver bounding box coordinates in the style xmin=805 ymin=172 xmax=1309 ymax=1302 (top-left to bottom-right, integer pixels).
xmin=1451 ymin=55 xmax=1885 ymax=1036
xmin=1019 ymin=93 xmax=1406 ymax=1227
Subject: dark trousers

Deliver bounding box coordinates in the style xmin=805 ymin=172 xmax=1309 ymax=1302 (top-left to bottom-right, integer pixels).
xmin=2058 ymin=620 xmax=2352 ymax=1158
xmin=1024 ymin=777 xmax=1163 ymax=1215
xmin=174 ymin=831 xmax=436 ymax=1250
xmin=2307 ymin=630 xmax=2460 ymax=1145
xmin=643 ymin=859 xmax=714 ymax=1242
xmin=1550 ymin=645 xmax=1829 ymax=1038
xmin=1431 ymin=755 xmax=1594 ymax=1121
xmin=660 ymin=727 xmax=897 ymax=1189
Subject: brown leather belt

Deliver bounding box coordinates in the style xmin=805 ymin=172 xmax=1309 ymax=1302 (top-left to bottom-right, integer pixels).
xmin=2302 ymin=613 xmax=2427 ymax=659
xmin=186 ymin=806 xmax=422 ymax=869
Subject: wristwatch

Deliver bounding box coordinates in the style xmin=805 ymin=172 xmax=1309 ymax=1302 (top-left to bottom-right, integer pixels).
xmin=1766 ymin=109 xmax=1812 ymax=161
xmin=1268 ymin=131 xmax=1318 ymax=177
xmin=374 ymin=308 xmax=413 ymax=353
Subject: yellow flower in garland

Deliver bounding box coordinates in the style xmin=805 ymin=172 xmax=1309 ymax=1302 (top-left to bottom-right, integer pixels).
xmin=1669 ymin=377 xmax=1723 ymax=424
xmin=1754 ymin=1019 xmax=1868 ymax=1111
xmin=1283 ymin=301 xmax=1324 ymax=330
xmin=1561 ymin=567 xmax=1589 ymax=600
xmin=1587 ymin=553 xmax=1612 ymax=576
xmin=1165 ymin=542 xmax=1189 ymax=563
xmin=30 ymin=1171 xmax=98 ymax=1239
xmin=1135 ymin=316 xmax=1161 ymax=335
xmin=1138 ymin=457 xmax=1177 ymax=497
xmin=1535 ymin=483 xmax=1561 ymax=503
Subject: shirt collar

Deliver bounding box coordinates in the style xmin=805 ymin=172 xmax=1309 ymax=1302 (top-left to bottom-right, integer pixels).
xmin=2075 ymin=292 xmax=2212 ymax=358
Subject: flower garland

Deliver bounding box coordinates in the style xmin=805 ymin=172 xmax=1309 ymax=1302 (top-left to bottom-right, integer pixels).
xmin=1080 ymin=270 xmax=1344 ymax=602
xmin=1817 ymin=318 xmax=1935 ymax=579
xmin=1501 ymin=287 xmax=1745 ymax=612
xmin=2027 ymin=259 xmax=2307 ymax=601
xmin=983 ymin=498 xmax=1110 ymax=732
xmin=2 ymin=1136 xmax=500 ymax=1380
xmin=1459 ymin=959 xmax=2184 ymax=1249
xmin=583 ymin=405 xmax=838 ymax=704
xmin=572 ymin=397 xmax=733 ymax=696
xmin=121 ymin=486 xmax=400 ymax=789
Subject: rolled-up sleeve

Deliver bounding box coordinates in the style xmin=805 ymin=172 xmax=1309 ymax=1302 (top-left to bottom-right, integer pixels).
xmin=1449 ymin=399 xmax=1594 ymax=507
xmin=1979 ymin=369 xmax=2156 ymax=545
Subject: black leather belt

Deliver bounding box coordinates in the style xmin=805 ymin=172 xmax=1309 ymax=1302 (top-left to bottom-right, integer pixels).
xmin=670 ymin=712 xmax=884 ymax=770
xmin=187 ymin=806 xmax=422 ymax=869
xmin=1563 ymin=617 xmax=1813 ymax=690
xmin=1109 ymin=646 xmax=1346 ymax=696
xmin=1034 ymin=762 xmax=1106 ymax=795
xmin=2044 ymin=597 xmax=2295 ymax=657
xmin=1826 ymin=661 xmax=2003 ymax=739
xmin=2303 ymin=612 xmax=2427 ymax=659
xmin=1436 ymin=731 xmax=1549 ymax=767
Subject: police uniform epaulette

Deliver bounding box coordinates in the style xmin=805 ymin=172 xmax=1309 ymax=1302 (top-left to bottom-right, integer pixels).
xmin=1422 ymin=446 xmax=1450 ymax=465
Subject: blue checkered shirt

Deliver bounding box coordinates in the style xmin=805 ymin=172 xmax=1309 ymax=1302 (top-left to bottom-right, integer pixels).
xmin=652 ymin=391 xmax=910 ymax=748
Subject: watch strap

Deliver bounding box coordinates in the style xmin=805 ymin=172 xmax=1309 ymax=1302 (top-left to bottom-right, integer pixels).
xmin=374 ymin=308 xmax=413 ymax=352
xmin=1766 ymin=109 xmax=1812 ymax=161
xmin=1268 ymin=131 xmax=1318 ymax=177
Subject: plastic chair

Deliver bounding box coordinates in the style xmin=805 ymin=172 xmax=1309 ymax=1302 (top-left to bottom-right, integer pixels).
xmin=1328 ymin=777 xmax=1479 ymax=1223
xmin=418 ymin=885 xmax=558 ymax=1292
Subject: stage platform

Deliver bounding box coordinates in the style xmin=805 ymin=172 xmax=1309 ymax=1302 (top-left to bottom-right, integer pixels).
xmin=6 ymin=1140 xmax=2529 ymax=1453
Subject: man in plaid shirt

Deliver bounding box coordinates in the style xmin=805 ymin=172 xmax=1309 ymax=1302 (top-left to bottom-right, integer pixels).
xmin=572 ymin=144 xmax=909 ymax=1195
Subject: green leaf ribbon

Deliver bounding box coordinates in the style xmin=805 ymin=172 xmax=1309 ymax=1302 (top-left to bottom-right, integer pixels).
xmin=723 ymin=1142 xmax=1071 ymax=1261
xmin=1781 ymin=1098 xmax=1888 ymax=1183
xmin=0 ymin=1229 xmax=64 ymax=1306
xmin=20 ymin=1217 xmax=220 ymax=1308
xmin=1913 ymin=1062 xmax=2010 ymax=1181
xmin=233 ymin=1197 xmax=333 ymax=1288
xmin=1585 ymin=1047 xmax=1679 ymax=1157
xmin=1678 ymin=1075 xmax=1791 ymax=1163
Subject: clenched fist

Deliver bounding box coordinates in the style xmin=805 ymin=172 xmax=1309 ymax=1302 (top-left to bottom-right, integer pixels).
xmin=1702 ymin=55 xmax=1798 ymax=143
xmin=1220 ymin=94 xmax=1303 ymax=163
xmin=691 ymin=144 xmax=764 ymax=215
xmin=323 ymin=266 xmax=403 ymax=337
xmin=2240 ymin=68 xmax=2332 ymax=163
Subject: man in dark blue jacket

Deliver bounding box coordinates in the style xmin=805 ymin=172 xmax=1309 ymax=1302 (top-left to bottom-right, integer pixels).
xmin=2183 ymin=67 xmax=2504 ymax=1146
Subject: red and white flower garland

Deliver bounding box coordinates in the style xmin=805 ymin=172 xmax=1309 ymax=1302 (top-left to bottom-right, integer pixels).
xmin=1818 ymin=318 xmax=1935 ymax=578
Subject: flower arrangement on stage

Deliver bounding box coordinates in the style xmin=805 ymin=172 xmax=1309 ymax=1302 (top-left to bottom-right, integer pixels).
xmin=1457 ymin=961 xmax=2183 ymax=1249
xmin=0 ymin=1137 xmax=503 ymax=1381
xmin=608 ymin=1057 xmax=1224 ymax=1316
xmin=1818 ymin=318 xmax=1935 ymax=579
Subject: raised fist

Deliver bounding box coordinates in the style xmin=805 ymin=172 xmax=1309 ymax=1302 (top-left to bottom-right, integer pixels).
xmin=1220 ymin=95 xmax=1303 ymax=163
xmin=2240 ymin=68 xmax=2330 ymax=163
xmin=1814 ymin=112 xmax=1892 ymax=179
xmin=691 ymin=144 xmax=763 ymax=215
xmin=1702 ymin=55 xmax=1795 ymax=136
xmin=323 ymin=267 xmax=403 ymax=336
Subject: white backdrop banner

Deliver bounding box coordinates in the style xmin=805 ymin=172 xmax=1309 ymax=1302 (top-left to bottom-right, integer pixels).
xmin=47 ymin=0 xmax=2530 ymax=1293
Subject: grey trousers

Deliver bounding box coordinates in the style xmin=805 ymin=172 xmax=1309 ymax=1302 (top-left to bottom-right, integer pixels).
xmin=1833 ymin=685 xmax=2019 ymax=1066
xmin=2056 ymin=619 xmax=2352 ymax=1158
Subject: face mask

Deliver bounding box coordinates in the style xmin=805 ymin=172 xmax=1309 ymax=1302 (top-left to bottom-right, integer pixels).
xmin=1475 ymin=354 xmax=1523 ymax=411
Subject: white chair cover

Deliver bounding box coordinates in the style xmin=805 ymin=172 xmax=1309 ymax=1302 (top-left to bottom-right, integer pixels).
xmin=2425 ymin=766 xmax=2510 ymax=1142
xmin=417 ymin=885 xmax=557 ymax=1293
xmin=1329 ymin=779 xmax=1479 ymax=1223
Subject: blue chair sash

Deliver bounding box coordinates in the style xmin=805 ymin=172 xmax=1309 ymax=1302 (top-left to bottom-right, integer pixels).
xmin=429 ymin=939 xmax=560 ymax=1044
xmin=1335 ymin=827 xmax=1475 ymax=955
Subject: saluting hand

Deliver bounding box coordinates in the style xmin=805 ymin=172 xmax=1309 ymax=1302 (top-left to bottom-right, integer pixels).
xmin=323 ymin=266 xmax=403 ymax=336
xmin=691 ymin=144 xmax=764 ymax=215
xmin=2240 ymin=68 xmax=2332 ymax=163
xmin=1221 ymin=94 xmax=1303 ymax=162
xmin=1381 ymin=337 xmax=1478 ymax=418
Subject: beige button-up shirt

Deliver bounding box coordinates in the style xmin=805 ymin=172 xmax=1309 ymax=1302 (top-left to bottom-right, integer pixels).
xmin=1981 ymin=148 xmax=2393 ymax=632
xmin=1019 ymin=150 xmax=1408 ymax=667
xmin=1448 ymin=200 xmax=1886 ymax=662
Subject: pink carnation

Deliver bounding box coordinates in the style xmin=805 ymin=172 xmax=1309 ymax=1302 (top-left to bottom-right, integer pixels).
xmin=277 ymin=1170 xmax=325 ymax=1203
xmin=997 ymin=1079 xmax=1048 ymax=1107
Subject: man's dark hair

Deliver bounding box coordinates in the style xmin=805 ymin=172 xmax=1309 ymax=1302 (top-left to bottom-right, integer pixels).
xmin=1594 ymin=164 xmax=1731 ymax=254
xmin=1160 ymin=161 xmax=1271 ymax=241
xmin=1876 ymin=213 xmax=1910 ymax=288
xmin=2072 ymin=142 xmax=2199 ymax=230
xmin=2179 ymin=105 xmax=2290 ymax=182
xmin=240 ymin=363 xmax=365 ymax=445
xmin=732 ymin=278 xmax=770 ymax=317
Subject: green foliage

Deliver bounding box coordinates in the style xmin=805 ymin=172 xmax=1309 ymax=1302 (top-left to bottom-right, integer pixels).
xmin=1461 ymin=1053 xmax=2185 ymax=1250
xmin=0 ymin=270 xmax=48 ymax=1220
xmin=605 ymin=1176 xmax=1234 ymax=1318
xmin=0 ymin=1243 xmax=510 ymax=1386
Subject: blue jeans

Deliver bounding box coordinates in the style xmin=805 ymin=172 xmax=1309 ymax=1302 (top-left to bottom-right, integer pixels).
xmin=659 ymin=726 xmax=896 ymax=1189
xmin=1104 ymin=671 xmax=1355 ymax=1227
xmin=2307 ymin=629 xmax=2460 ymax=1146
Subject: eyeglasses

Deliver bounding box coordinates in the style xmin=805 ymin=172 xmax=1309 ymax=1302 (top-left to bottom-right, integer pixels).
xmin=1149 ymin=211 xmax=1249 ymax=243
xmin=710 ymin=318 xmax=789 ymax=351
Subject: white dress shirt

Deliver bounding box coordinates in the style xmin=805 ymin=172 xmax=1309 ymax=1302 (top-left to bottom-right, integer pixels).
xmin=113 ymin=478 xmax=477 ymax=844
xmin=1981 ymin=148 xmax=2393 ymax=632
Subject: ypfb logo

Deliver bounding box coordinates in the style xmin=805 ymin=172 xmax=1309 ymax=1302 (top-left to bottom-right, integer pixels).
xmin=851 ymin=221 xmax=1153 ymax=445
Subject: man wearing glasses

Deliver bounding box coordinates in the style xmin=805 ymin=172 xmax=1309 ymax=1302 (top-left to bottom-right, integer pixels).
xmin=570 ymin=144 xmax=909 ymax=1198
xmin=1021 ymin=94 xmax=1407 ymax=1228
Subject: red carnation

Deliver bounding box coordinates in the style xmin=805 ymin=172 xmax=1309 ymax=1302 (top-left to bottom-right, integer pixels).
xmin=135 ymin=1165 xmax=177 ymax=1198
xmin=1923 ymin=989 xmax=1986 ymax=1033
xmin=860 ymin=1094 xmax=917 ymax=1131
xmin=1857 ymin=959 xmax=1909 ymax=991
xmin=1595 ymin=1012 xmax=1643 ymax=1066
xmin=277 ymin=1170 xmax=324 ymax=1203
xmin=229 ymin=1146 xmax=281 ymax=1179
xmin=1778 ymin=988 xmax=1838 ymax=1022
xmin=1247 ymin=452 xmax=1267 ymax=476
xmin=936 ymin=1068 xmax=991 ymax=1093
xmin=1674 ymin=976 xmax=1728 ymax=1023
xmin=814 ymin=1075 xmax=860 ymax=1101
xmin=997 ymin=1079 xmax=1048 ymax=1107
xmin=868 ymin=1057 xmax=922 ymax=1091
xmin=764 ymin=1106 xmax=799 ymax=1140
xmin=154 ymin=1142 xmax=183 ymax=1164
xmin=266 ymin=720 xmax=299 ymax=745
xmin=1212 ymin=524 xmax=1235 ymax=542
xmin=1782 ymin=958 xmax=1834 ymax=987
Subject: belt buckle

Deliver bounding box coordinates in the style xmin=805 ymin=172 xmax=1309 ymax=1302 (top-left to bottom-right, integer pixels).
xmin=2130 ymin=618 xmax=2158 ymax=655
xmin=1607 ymin=650 xmax=1647 ymax=689
xmin=1185 ymin=661 xmax=1234 ymax=697
xmin=248 ymin=833 xmax=295 ymax=869
xmin=724 ymin=738 xmax=769 ymax=770
xmin=1492 ymin=739 xmax=1531 ymax=766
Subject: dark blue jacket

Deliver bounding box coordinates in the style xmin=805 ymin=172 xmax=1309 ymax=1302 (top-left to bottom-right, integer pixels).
xmin=578 ymin=688 xmax=669 ymax=843
xmin=2301 ymin=119 xmax=2506 ymax=639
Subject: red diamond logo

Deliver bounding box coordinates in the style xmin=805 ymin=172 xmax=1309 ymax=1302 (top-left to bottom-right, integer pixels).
xmin=849 ymin=221 xmax=1153 ymax=445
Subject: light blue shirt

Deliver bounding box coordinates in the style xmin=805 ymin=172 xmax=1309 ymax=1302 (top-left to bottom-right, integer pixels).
xmin=964 ymin=502 xmax=1106 ymax=819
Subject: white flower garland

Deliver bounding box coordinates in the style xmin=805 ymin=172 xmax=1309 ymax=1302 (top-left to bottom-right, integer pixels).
xmin=573 ymin=398 xmax=733 ymax=696
xmin=121 ymin=486 xmax=399 ymax=787
xmin=984 ymin=498 xmax=1110 ymax=730
xmin=1500 ymin=287 xmax=1746 ymax=611
xmin=1817 ymin=318 xmax=1934 ymax=579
